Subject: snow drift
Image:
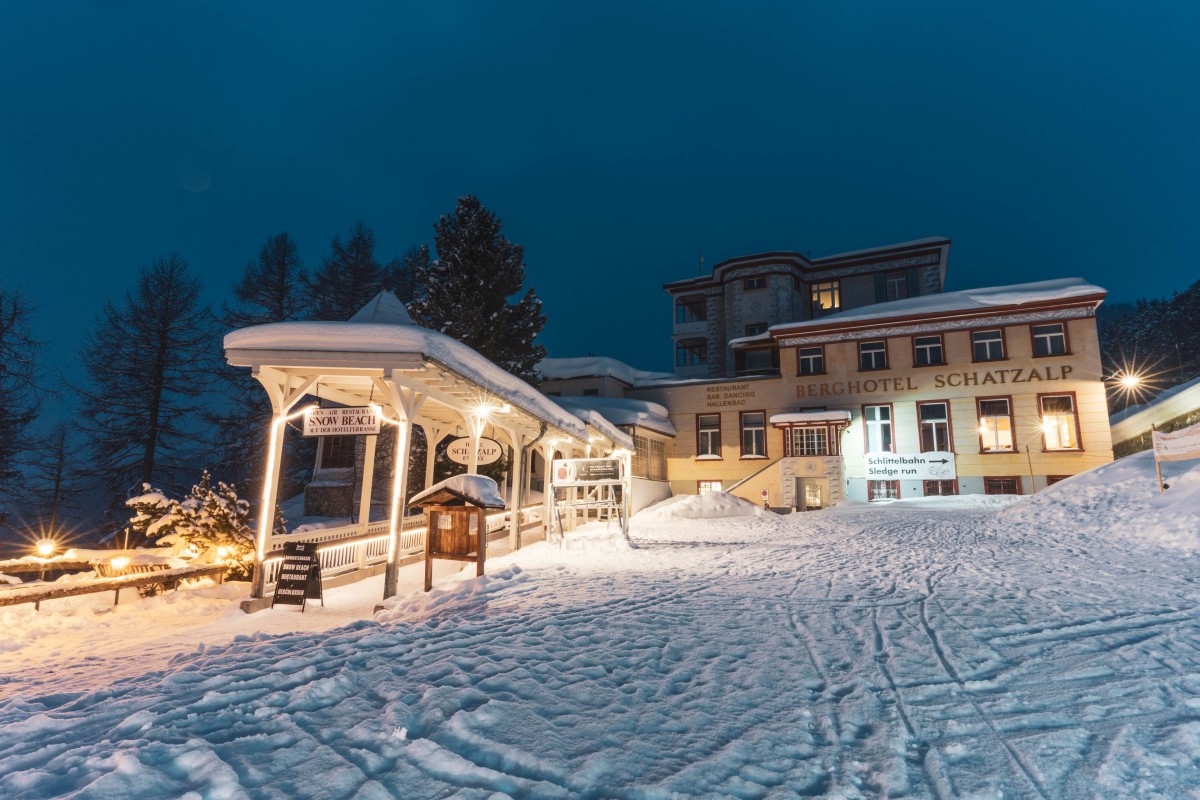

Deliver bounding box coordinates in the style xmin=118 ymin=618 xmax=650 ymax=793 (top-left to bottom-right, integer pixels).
xmin=635 ymin=491 xmax=767 ymax=521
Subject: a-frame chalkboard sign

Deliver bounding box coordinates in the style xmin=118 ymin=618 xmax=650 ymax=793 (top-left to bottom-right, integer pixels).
xmin=271 ymin=541 xmax=324 ymax=612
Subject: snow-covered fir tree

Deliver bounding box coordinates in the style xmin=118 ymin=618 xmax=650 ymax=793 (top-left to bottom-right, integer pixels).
xmin=140 ymin=471 xmax=256 ymax=579
xmin=409 ymin=196 xmax=546 ymax=382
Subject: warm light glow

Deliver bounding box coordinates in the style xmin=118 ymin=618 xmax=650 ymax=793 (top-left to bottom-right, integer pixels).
xmin=978 ymin=424 xmax=990 ymax=436
xmin=1041 ymin=420 xmax=1057 ymax=434
xmin=216 ymin=547 xmax=230 ymax=560
xmin=35 ymin=538 xmax=55 ymax=558
xmin=1120 ymin=374 xmax=1140 ymax=389
xmin=110 ymin=557 xmax=129 ymax=571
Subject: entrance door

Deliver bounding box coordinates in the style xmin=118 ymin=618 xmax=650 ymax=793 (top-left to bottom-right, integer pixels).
xmin=794 ymin=478 xmax=825 ymax=511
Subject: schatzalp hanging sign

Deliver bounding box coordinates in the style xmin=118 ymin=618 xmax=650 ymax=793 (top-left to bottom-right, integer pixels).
xmin=303 ymin=406 xmax=381 ymax=436
xmin=446 ymin=437 xmax=503 ymax=466
xmin=864 ymin=452 xmax=956 ymax=480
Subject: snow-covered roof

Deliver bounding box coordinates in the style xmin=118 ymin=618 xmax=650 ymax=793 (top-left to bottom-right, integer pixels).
xmin=773 ymin=278 xmax=1105 ymax=332
xmin=539 ymin=357 xmax=675 ymax=386
xmin=812 ymin=236 xmax=950 ymax=262
xmin=555 ymin=396 xmax=677 ymax=437
xmin=409 ymin=474 xmax=505 ymax=508
xmin=226 ymin=315 xmax=592 ymax=442
xmin=349 ymin=291 xmax=413 ymax=325
xmin=769 ymin=411 xmax=853 ymax=424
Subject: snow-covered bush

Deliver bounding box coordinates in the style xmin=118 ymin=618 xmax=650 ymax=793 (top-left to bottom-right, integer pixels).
xmin=135 ymin=472 xmax=256 ymax=579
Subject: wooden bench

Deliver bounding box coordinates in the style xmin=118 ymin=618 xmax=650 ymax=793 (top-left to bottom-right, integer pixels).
xmin=0 ymin=565 xmax=229 ymax=611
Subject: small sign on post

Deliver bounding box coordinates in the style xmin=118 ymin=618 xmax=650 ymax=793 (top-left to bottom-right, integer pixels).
xmin=271 ymin=541 xmax=324 ymax=612
xmin=1151 ymin=421 xmax=1200 ymax=493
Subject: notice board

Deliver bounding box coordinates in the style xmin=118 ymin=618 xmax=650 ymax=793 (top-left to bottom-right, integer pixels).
xmin=271 ymin=541 xmax=324 ymax=611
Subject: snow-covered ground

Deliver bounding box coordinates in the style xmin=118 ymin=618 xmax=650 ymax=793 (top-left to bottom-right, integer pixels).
xmin=2 ymin=454 xmax=1200 ymax=798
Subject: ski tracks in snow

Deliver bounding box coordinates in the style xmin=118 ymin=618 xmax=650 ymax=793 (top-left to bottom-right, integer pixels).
xmin=2 ymin=507 xmax=1200 ymax=798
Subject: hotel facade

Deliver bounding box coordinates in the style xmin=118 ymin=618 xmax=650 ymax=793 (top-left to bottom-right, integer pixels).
xmin=542 ymin=238 xmax=1114 ymax=509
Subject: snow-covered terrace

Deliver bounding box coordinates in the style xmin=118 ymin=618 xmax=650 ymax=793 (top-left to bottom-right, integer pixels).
xmin=224 ymin=293 xmax=632 ymax=605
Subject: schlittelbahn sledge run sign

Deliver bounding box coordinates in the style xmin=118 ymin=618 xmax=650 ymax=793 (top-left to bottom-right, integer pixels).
xmin=271 ymin=541 xmax=324 ymax=611
xmin=864 ymin=451 xmax=957 ymax=481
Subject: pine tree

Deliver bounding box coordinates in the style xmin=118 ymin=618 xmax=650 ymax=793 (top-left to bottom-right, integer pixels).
xmin=409 ymin=196 xmax=546 ymax=382
xmin=306 ymin=222 xmax=385 ymax=321
xmin=26 ymin=423 xmax=84 ymax=534
xmin=212 ymin=232 xmax=312 ymax=490
xmin=383 ymin=245 xmax=427 ymax=304
xmin=77 ymin=255 xmax=217 ymax=531
xmin=0 ymin=290 xmax=41 ymax=518
xmin=223 ymin=232 xmax=309 ymax=327
xmin=151 ymin=471 xmax=256 ymax=579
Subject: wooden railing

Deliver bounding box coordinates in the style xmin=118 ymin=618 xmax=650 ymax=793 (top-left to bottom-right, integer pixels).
xmin=259 ymin=505 xmax=544 ymax=592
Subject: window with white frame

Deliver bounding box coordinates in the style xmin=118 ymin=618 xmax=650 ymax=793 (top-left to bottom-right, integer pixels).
xmin=698 ymin=480 xmax=723 ymax=495
xmin=864 ymin=405 xmax=893 ymax=452
xmin=868 ymin=480 xmax=900 ymax=501
xmin=859 ymin=341 xmax=888 ymax=371
xmin=913 ymin=335 xmax=944 ymax=366
xmin=885 ymin=270 xmax=908 ymax=301
xmin=791 ymin=427 xmax=828 ymax=456
xmin=972 ymin=330 xmax=1005 ymax=362
xmin=918 ymin=401 xmax=951 ymax=452
xmin=697 ymin=414 xmax=721 ymax=457
xmin=1032 ymin=323 xmax=1067 ymax=356
xmin=978 ymin=398 xmax=1014 ymax=452
xmin=741 ymin=411 xmax=766 ymax=457
xmin=1040 ymin=394 xmax=1079 ymax=450
xmin=798 ymin=346 xmax=825 ymax=376
xmin=811 ymin=281 xmax=840 ymax=316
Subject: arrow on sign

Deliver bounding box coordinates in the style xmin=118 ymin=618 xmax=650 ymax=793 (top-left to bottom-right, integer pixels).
xmin=928 ymin=458 xmax=950 ymax=464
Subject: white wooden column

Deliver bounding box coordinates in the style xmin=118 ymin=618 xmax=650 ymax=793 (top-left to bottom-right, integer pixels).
xmin=542 ymin=442 xmax=556 ymax=539
xmin=250 ymin=369 xmax=316 ymax=599
xmin=356 ymin=434 xmax=378 ymax=528
xmin=416 ymin=421 xmax=452 ymax=492
xmin=498 ymin=427 xmax=527 ymax=551
xmin=376 ymin=374 xmax=425 ymax=600
xmin=465 ymin=412 xmax=488 ymax=475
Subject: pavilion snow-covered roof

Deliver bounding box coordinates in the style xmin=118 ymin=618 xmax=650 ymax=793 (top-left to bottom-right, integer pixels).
xmin=225 ymin=292 xmax=604 ymax=445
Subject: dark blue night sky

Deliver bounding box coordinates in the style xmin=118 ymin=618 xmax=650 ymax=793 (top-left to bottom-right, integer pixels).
xmin=3 ymin=2 xmax=1197 ymax=393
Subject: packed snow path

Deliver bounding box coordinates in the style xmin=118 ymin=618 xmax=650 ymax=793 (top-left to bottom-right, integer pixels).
xmin=2 ymin=494 xmax=1200 ymax=798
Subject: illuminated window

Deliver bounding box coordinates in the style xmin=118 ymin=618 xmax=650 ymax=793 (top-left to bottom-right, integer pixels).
xmin=675 ymin=295 xmax=706 ymax=324
xmin=1040 ymin=394 xmax=1079 ymax=450
xmin=913 ymin=335 xmax=944 ymax=366
xmin=741 ymin=412 xmax=766 ymax=457
xmin=972 ymin=330 xmax=1005 ymax=362
xmin=791 ymin=427 xmax=828 ymax=456
xmin=918 ymin=401 xmax=951 ymax=452
xmin=868 ymin=480 xmax=899 ymax=501
xmin=697 ymin=414 xmax=721 ymax=457
xmin=885 ymin=270 xmax=908 ymax=300
xmin=859 ymin=341 xmax=888 ymax=371
xmin=698 ymin=480 xmax=723 ymax=495
xmin=864 ymin=405 xmax=893 ymax=452
xmin=978 ymin=398 xmax=1014 ymax=452
xmin=676 ymin=338 xmax=707 ymax=367
xmin=1032 ymin=323 xmax=1067 ymax=356
xmin=798 ymin=346 xmax=825 ymax=376
xmin=811 ymin=281 xmax=841 ymax=316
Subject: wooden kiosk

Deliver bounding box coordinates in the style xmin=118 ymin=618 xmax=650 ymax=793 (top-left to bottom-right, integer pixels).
xmin=410 ymin=475 xmax=505 ymax=592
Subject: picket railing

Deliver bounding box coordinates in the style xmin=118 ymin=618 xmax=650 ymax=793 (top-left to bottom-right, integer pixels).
xmin=259 ymin=505 xmax=543 ymax=592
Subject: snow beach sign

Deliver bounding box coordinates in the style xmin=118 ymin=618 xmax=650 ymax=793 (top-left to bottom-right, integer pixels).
xmin=303 ymin=406 xmax=380 ymax=437
xmin=864 ymin=452 xmax=956 ymax=480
